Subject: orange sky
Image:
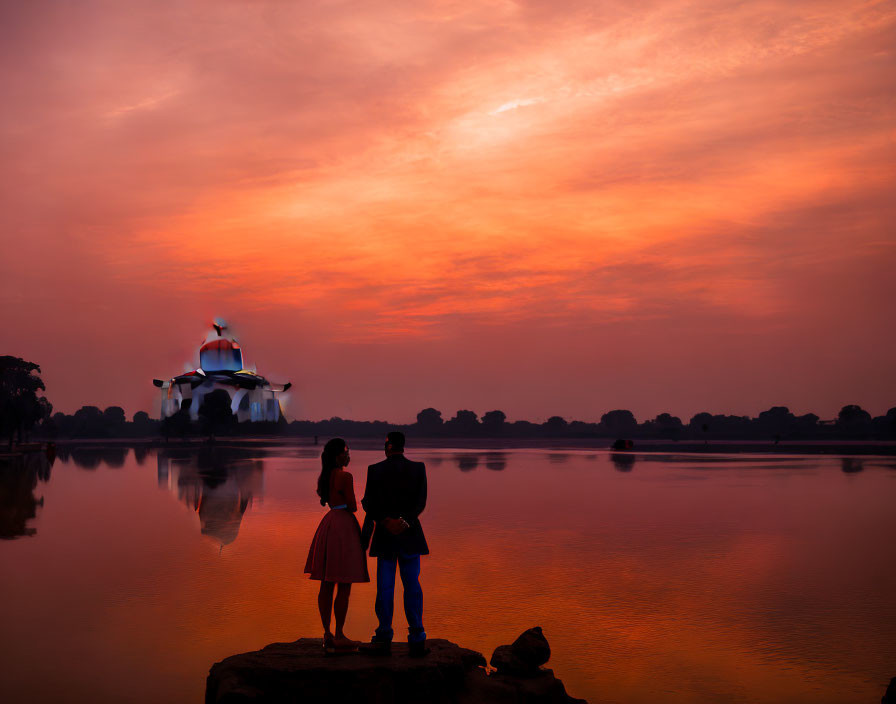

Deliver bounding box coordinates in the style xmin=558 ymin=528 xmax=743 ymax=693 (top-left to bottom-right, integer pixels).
xmin=1 ymin=0 xmax=894 ymax=421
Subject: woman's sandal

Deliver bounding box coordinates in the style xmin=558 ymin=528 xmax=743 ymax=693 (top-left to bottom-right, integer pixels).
xmin=323 ymin=633 xmax=337 ymax=654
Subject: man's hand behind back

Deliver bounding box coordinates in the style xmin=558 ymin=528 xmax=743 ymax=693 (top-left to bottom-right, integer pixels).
xmin=383 ymin=517 xmax=409 ymax=535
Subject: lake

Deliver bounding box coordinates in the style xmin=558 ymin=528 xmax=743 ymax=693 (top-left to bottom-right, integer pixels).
xmin=1 ymin=444 xmax=894 ymax=703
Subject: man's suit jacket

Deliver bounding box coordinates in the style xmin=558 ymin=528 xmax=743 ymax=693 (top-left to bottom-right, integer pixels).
xmin=361 ymin=454 xmax=429 ymax=559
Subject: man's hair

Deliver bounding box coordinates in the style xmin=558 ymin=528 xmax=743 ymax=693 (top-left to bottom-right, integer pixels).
xmin=386 ymin=431 xmax=406 ymax=452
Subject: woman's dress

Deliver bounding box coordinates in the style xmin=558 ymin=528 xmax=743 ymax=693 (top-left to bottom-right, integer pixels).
xmin=304 ymin=473 xmax=369 ymax=583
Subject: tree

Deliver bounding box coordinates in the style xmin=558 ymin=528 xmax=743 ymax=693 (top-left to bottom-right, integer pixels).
xmin=654 ymin=413 xmax=682 ymax=428
xmin=601 ymin=409 xmax=637 ymax=435
xmin=886 ymin=408 xmax=896 ymax=437
xmin=0 ymin=356 xmax=51 ymax=449
xmin=481 ymin=410 xmax=507 ymax=430
xmin=73 ymin=406 xmax=105 ymax=438
xmin=103 ymin=406 xmax=126 ymax=426
xmin=838 ymin=404 xmax=871 ymax=424
xmin=544 ymin=416 xmax=568 ymax=435
xmin=757 ymin=406 xmax=797 ymax=440
xmin=415 ymin=408 xmax=443 ymax=430
xmin=652 ymin=412 xmax=683 ymax=439
xmin=132 ymin=411 xmax=150 ymax=425
xmin=689 ymin=412 xmax=713 ymax=440
xmin=836 ymin=404 xmax=872 ymax=437
xmin=161 ymin=408 xmax=191 ymax=440
xmin=446 ymin=410 xmax=479 ymax=435
xmin=199 ymin=389 xmax=235 ymax=439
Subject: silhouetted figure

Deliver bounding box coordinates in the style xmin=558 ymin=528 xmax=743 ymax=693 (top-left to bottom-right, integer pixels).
xmin=360 ymin=432 xmax=429 ymax=657
xmin=304 ymin=438 xmax=369 ymax=653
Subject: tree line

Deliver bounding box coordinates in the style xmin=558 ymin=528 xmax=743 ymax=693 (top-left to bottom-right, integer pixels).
xmin=3 ymin=355 xmax=894 ymax=443
xmin=36 ymin=403 xmax=896 ymax=441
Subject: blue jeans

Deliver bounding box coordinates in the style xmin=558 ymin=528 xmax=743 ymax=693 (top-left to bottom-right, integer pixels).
xmin=374 ymin=554 xmax=426 ymax=643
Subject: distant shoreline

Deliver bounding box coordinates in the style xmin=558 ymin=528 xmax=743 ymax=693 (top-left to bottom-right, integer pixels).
xmin=42 ymin=437 xmax=896 ymax=455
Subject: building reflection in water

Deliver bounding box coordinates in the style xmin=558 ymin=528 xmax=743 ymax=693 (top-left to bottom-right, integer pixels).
xmin=0 ymin=450 xmax=54 ymax=539
xmin=157 ymin=447 xmax=264 ymax=550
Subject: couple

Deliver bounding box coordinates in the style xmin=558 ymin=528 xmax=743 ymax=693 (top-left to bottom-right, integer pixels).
xmin=303 ymin=432 xmax=429 ymax=656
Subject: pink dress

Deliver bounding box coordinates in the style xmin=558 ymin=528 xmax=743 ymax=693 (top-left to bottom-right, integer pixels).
xmin=304 ymin=471 xmax=370 ymax=583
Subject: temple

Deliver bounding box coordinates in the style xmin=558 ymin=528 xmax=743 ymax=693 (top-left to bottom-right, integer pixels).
xmin=153 ymin=324 xmax=291 ymax=422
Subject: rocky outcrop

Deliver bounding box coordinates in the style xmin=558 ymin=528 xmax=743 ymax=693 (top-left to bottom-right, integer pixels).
xmin=206 ymin=630 xmax=586 ymax=704
xmin=490 ymin=627 xmax=551 ymax=677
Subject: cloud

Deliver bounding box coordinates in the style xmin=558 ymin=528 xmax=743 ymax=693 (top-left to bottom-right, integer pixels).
xmin=1 ymin=0 xmax=894 ymax=418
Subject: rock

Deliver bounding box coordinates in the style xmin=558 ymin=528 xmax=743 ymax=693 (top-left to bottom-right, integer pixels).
xmin=883 ymin=676 xmax=896 ymax=704
xmin=206 ymin=635 xmax=586 ymax=704
xmin=466 ymin=668 xmax=587 ymax=704
xmin=510 ymin=627 xmax=551 ymax=668
xmin=490 ymin=645 xmax=527 ymax=676
xmin=490 ymin=627 xmax=551 ymax=677
xmin=206 ymin=638 xmax=484 ymax=704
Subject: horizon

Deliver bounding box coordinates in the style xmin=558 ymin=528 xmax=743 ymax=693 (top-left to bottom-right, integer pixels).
xmin=2 ymin=1 xmax=895 ymax=424
xmin=40 ymin=391 xmax=892 ymax=427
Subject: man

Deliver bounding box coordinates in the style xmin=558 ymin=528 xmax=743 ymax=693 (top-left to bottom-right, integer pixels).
xmin=359 ymin=431 xmax=429 ymax=657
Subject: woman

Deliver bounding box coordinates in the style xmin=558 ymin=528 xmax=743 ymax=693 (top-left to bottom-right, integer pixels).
xmin=304 ymin=438 xmax=369 ymax=652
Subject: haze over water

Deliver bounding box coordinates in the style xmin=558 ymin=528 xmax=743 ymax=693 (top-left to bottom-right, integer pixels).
xmin=2 ymin=446 xmax=894 ymax=703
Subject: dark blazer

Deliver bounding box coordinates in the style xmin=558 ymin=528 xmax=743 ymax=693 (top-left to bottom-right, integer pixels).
xmin=361 ymin=454 xmax=429 ymax=559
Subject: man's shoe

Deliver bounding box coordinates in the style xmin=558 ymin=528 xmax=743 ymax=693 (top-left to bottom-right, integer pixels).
xmin=408 ymin=641 xmax=430 ymax=658
xmin=359 ymin=639 xmax=391 ymax=656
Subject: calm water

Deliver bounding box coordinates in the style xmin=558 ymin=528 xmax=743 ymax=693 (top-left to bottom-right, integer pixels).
xmin=1 ymin=445 xmax=895 ymax=703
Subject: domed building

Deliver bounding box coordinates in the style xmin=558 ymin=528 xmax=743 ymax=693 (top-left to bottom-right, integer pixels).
xmin=153 ymin=324 xmax=290 ymax=422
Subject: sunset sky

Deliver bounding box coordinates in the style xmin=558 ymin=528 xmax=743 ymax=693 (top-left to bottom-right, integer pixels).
xmin=2 ymin=0 xmax=894 ymax=422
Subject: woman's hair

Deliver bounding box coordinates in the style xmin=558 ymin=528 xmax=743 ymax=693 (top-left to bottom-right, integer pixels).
xmin=317 ymin=437 xmax=347 ymax=506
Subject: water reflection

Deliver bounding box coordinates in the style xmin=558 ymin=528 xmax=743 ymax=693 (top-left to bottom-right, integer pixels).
xmin=547 ymin=453 xmax=569 ymax=464
xmin=133 ymin=446 xmax=149 ymax=465
xmin=157 ymin=448 xmax=264 ymax=549
xmin=840 ymin=458 xmax=864 ymax=474
xmin=59 ymin=445 xmax=129 ymax=470
xmin=3 ymin=446 xmax=895 ymax=704
xmin=454 ymin=454 xmax=479 ymax=472
xmin=484 ymin=452 xmax=507 ymax=471
xmin=0 ymin=451 xmax=53 ymax=539
xmin=610 ymin=452 xmax=636 ymax=472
